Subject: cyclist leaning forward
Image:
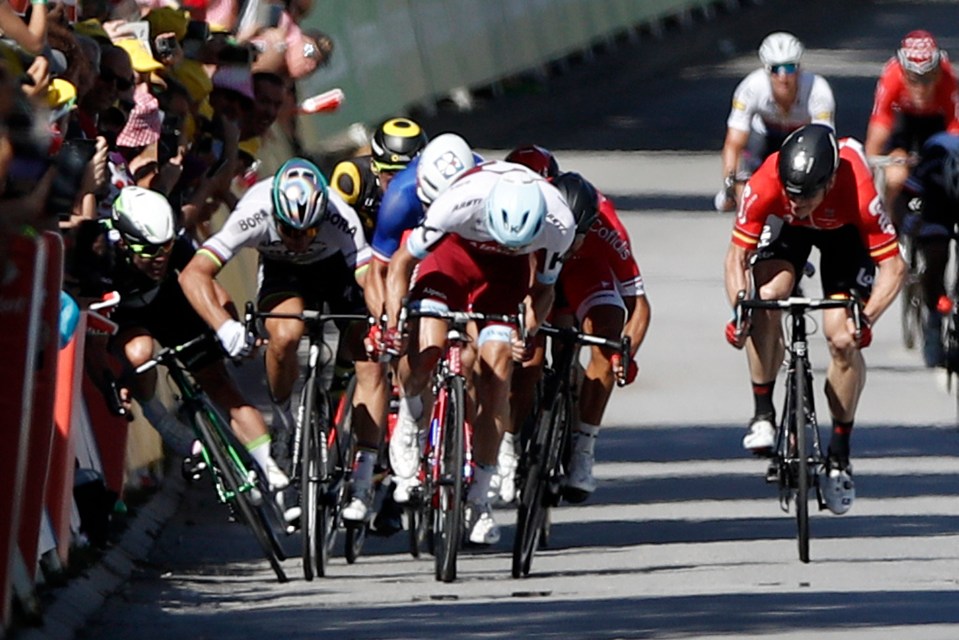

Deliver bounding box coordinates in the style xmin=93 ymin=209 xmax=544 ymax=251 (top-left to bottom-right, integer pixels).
xmin=180 ymin=158 xmax=389 ymax=523
xmin=384 ymin=159 xmax=575 ymax=545
xmin=724 ymin=124 xmax=906 ymax=515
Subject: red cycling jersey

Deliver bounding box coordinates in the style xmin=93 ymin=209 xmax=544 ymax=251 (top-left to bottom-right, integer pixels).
xmin=732 ymin=139 xmax=900 ymax=264
xmin=565 ymin=193 xmax=644 ymax=296
xmin=869 ymin=57 xmax=959 ymax=132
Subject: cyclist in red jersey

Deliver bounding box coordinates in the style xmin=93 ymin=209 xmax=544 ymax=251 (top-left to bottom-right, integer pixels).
xmin=501 ymin=172 xmax=650 ymax=504
xmin=865 ymin=30 xmax=959 ymax=225
xmin=725 ymin=124 xmax=905 ymax=515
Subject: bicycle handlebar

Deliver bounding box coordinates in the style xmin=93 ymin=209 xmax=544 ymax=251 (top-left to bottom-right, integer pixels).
xmin=243 ymin=301 xmax=369 ymax=337
xmin=735 ymin=292 xmax=864 ymax=342
xmin=135 ymin=333 xmax=210 ymax=375
xmin=537 ymin=323 xmax=632 ymax=387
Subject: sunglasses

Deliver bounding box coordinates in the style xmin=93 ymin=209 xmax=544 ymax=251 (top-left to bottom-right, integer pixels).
xmin=127 ymin=239 xmax=175 ymax=258
xmin=277 ymin=221 xmax=319 ymax=240
xmin=768 ymin=63 xmax=799 ymax=75
xmin=371 ymin=160 xmax=403 ymax=175
xmin=99 ymin=68 xmax=134 ymax=91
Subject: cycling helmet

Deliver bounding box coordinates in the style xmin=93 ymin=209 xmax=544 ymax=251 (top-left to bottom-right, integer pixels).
xmin=552 ymin=171 xmax=599 ymax=235
xmin=416 ymin=133 xmax=475 ymax=205
xmin=505 ymin=144 xmax=560 ymax=179
xmin=370 ymin=117 xmax=428 ymax=171
xmin=484 ymin=173 xmax=547 ymax=249
xmin=943 ymin=150 xmax=959 ymax=202
xmin=898 ymin=30 xmax=941 ymax=76
xmin=272 ymin=157 xmax=329 ymax=229
xmin=777 ymin=124 xmax=839 ymax=198
xmin=111 ymin=186 xmax=176 ymax=245
xmin=758 ymin=32 xmax=804 ymax=67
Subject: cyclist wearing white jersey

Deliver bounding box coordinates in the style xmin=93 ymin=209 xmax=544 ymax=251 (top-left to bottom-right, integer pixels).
xmin=180 ymin=158 xmax=389 ymax=523
xmin=384 ymin=160 xmax=575 ymax=544
xmin=717 ymin=32 xmax=836 ymax=212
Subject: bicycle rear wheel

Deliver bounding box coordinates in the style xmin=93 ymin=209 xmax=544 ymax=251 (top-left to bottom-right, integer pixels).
xmin=900 ymin=247 xmax=924 ymax=350
xmin=794 ymin=358 xmax=811 ymax=564
xmin=194 ymin=408 xmax=288 ymax=582
xmin=512 ymin=381 xmax=569 ymax=578
xmin=434 ymin=377 xmax=465 ymax=583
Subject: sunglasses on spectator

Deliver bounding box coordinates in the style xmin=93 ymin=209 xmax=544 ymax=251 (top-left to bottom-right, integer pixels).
xmin=768 ymin=63 xmax=799 ymax=75
xmin=127 ymin=239 xmax=175 ymax=258
xmin=277 ymin=221 xmax=319 ymax=240
xmin=100 ymin=68 xmax=134 ymax=91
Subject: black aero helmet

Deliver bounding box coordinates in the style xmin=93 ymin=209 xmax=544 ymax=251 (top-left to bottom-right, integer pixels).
xmin=552 ymin=171 xmax=599 ymax=235
xmin=371 ymin=117 xmax=428 ymax=171
xmin=778 ymin=124 xmax=839 ymax=197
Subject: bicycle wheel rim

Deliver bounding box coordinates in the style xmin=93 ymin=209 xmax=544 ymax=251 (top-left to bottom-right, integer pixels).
xmin=195 ymin=409 xmax=288 ymax=582
xmin=795 ymin=358 xmax=810 ymax=564
xmin=301 ymin=380 xmax=320 ymax=580
xmin=435 ymin=378 xmax=465 ymax=583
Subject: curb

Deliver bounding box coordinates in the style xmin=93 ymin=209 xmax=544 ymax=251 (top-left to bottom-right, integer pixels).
xmin=14 ymin=474 xmax=185 ymax=640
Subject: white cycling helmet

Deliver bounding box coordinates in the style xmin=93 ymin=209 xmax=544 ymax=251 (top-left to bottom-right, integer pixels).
xmin=111 ymin=186 xmax=176 ymax=245
xmin=484 ymin=172 xmax=547 ymax=249
xmin=416 ymin=132 xmax=475 ymax=205
xmin=759 ymin=32 xmax=804 ymax=67
xmin=898 ymin=30 xmax=941 ymax=76
xmin=272 ymin=157 xmax=329 ymax=230
xmin=943 ymin=149 xmax=959 ymax=202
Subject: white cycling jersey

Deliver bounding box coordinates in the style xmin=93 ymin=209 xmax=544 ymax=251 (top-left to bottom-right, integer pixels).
xmin=406 ymin=160 xmax=576 ymax=285
xmin=200 ymin=177 xmax=371 ymax=268
xmin=726 ymin=68 xmax=836 ymax=136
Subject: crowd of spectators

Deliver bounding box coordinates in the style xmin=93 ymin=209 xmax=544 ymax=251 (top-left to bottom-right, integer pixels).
xmin=0 ymin=0 xmax=334 ymax=269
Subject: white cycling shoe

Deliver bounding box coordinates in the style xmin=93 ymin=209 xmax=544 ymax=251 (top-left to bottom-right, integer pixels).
xmin=821 ymin=463 xmax=855 ymax=515
xmin=389 ymin=412 xmax=422 ymax=480
xmin=465 ymin=501 xmax=500 ymax=545
xmin=342 ymin=489 xmax=374 ymax=523
xmin=742 ymin=416 xmax=776 ymax=451
xmin=488 ymin=439 xmax=519 ymax=504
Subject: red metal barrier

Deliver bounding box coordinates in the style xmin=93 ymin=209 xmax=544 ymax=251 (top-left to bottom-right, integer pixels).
xmin=0 ymin=233 xmax=45 ymax=630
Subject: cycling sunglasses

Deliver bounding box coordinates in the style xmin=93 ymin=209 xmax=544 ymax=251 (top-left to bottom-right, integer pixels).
xmin=277 ymin=220 xmax=319 ymax=240
xmin=371 ymin=159 xmax=405 ymax=174
xmin=127 ymin=239 xmax=175 ymax=258
xmin=768 ymin=63 xmax=799 ymax=75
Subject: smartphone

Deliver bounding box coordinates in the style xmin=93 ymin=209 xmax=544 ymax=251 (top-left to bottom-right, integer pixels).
xmin=155 ymin=34 xmax=178 ymax=58
xmin=158 ymin=114 xmax=182 ymax=165
xmin=49 ymin=138 xmax=98 ymax=218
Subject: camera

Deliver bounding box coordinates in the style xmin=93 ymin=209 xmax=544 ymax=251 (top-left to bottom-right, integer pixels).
xmin=155 ymin=34 xmax=178 ymax=59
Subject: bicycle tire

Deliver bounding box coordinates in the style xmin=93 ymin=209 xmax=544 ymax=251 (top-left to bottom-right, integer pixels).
xmin=512 ymin=380 xmax=568 ymax=578
xmin=435 ymin=376 xmax=465 ymax=583
xmin=344 ymin=522 xmax=366 ymax=564
xmin=794 ymin=357 xmax=811 ymax=564
xmin=194 ymin=408 xmax=288 ymax=582
xmin=300 ymin=378 xmax=324 ymax=580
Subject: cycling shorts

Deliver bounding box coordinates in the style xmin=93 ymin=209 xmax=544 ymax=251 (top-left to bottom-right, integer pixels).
xmin=753 ymin=221 xmax=875 ymax=298
xmin=257 ymin=254 xmax=366 ymax=317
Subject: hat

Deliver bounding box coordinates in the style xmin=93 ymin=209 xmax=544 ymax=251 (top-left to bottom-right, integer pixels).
xmin=117 ymin=88 xmax=161 ymax=148
xmin=73 ymin=19 xmax=111 ymax=42
xmin=212 ymin=65 xmax=255 ymax=101
xmin=115 ymin=38 xmax=164 ymax=74
xmin=145 ymin=7 xmax=189 ymax=42
xmin=170 ymin=59 xmax=212 ymax=104
xmin=48 ymin=78 xmax=77 ymax=109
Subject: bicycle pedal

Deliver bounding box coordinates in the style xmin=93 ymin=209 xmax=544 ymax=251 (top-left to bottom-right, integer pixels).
xmin=764 ymin=463 xmax=780 ymax=484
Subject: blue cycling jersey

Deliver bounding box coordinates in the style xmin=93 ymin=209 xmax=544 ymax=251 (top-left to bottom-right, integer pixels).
xmin=370 ymin=153 xmax=485 ymax=262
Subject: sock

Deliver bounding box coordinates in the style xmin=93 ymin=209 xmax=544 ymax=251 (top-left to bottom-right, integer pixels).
xmin=140 ymin=396 xmax=193 ymax=456
xmin=246 ymin=433 xmax=274 ymax=470
xmin=352 ymin=448 xmax=377 ymax=492
xmin=398 ymin=392 xmax=424 ymax=424
xmin=501 ymin=431 xmax=517 ymax=457
xmin=829 ymin=421 xmax=853 ymax=464
xmin=468 ymin=463 xmax=495 ymax=503
xmin=752 ymin=380 xmax=776 ymax=419
xmin=574 ymin=422 xmax=600 ymax=455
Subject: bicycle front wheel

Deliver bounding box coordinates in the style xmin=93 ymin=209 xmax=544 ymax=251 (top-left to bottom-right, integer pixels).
xmin=434 ymin=376 xmax=465 ymax=583
xmin=300 ymin=378 xmax=330 ymax=580
xmin=194 ymin=408 xmax=288 ymax=582
xmin=794 ymin=358 xmax=811 ymax=564
xmin=512 ymin=383 xmax=569 ymax=578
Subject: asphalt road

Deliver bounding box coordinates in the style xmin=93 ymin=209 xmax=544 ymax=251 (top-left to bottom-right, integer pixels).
xmin=75 ymin=1 xmax=959 ymax=639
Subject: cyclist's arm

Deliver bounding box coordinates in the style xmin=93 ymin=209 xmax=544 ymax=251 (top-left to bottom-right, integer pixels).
xmin=385 ymin=242 xmax=420 ymax=330
xmin=179 ymin=251 xmax=233 ymax=332
xmin=364 ymin=256 xmax=389 ymax=319
xmin=864 ymin=121 xmax=892 ymax=158
xmin=724 ymin=242 xmax=751 ymax=307
xmin=721 ymin=127 xmax=750 ymax=181
xmin=863 ymin=253 xmax=907 ymax=323
xmin=526 ymin=279 xmax=554 ymax=335
xmin=622 ymin=293 xmax=650 ymax=358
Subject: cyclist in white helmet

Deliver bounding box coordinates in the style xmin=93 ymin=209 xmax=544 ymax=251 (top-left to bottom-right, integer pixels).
xmin=383 ymin=160 xmax=575 ymax=546
xmin=716 ymin=31 xmax=836 ymax=212
xmin=181 ymin=158 xmax=389 ymax=524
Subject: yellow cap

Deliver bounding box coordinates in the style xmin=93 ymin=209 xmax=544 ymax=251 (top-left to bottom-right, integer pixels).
xmin=145 ymin=7 xmax=189 ymax=42
xmin=170 ymin=59 xmax=212 ymax=104
xmin=115 ymin=38 xmax=164 ymax=73
xmin=48 ymin=78 xmax=77 ymax=108
xmin=73 ymin=19 xmax=111 ymax=42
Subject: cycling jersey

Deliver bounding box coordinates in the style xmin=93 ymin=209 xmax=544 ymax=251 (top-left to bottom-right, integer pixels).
xmin=726 ymin=68 xmax=835 ymax=137
xmin=566 ymin=193 xmax=644 ymax=297
xmin=869 ymin=58 xmax=959 ymax=134
xmin=331 ymin=154 xmax=381 ymax=241
xmin=197 ymin=177 xmax=371 ymax=269
xmin=406 ymin=160 xmax=575 ymax=285
xmin=732 ymin=139 xmax=899 ymax=264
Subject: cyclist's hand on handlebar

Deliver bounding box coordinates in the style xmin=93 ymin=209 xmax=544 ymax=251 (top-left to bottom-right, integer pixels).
xmin=848 ymin=315 xmax=873 ymax=349
xmin=510 ymin=330 xmax=534 ymax=363
xmin=725 ymin=316 xmax=750 ymax=349
xmin=611 ymin=354 xmax=639 ymax=385
xmin=216 ymin=319 xmax=255 ymax=357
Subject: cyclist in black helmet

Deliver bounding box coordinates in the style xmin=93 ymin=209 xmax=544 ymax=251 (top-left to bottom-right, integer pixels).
xmin=723 ymin=124 xmax=906 ymax=515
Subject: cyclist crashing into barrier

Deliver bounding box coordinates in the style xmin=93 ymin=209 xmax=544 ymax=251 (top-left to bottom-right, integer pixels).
xmin=724 ymin=124 xmax=906 ymax=515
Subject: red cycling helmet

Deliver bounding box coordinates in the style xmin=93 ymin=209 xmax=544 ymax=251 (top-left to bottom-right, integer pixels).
xmin=505 ymin=144 xmax=560 ymax=179
xmin=898 ymin=30 xmax=941 ymax=75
